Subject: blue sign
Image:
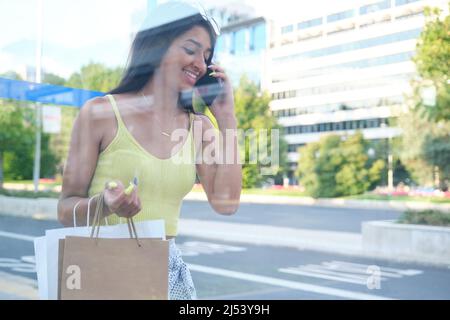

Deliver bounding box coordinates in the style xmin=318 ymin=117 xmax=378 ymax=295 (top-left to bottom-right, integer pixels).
xmin=0 ymin=77 xmax=104 ymax=108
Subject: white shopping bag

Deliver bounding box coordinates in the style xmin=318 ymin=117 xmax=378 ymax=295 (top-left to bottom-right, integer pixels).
xmin=33 ymin=236 xmax=48 ymax=299
xmin=34 ymin=219 xmax=165 ymax=300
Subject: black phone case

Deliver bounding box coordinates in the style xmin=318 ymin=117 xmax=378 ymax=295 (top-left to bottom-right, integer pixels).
xmin=179 ymin=72 xmax=223 ymax=108
xmin=194 ymin=72 xmax=223 ymax=106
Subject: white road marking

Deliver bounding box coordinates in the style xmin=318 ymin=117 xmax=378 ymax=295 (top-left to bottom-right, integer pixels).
xmin=322 ymin=262 xmax=403 ymax=278
xmin=329 ymin=261 xmax=423 ymax=276
xmin=178 ymin=241 xmax=247 ymax=256
xmin=0 ymin=258 xmax=36 ymax=273
xmin=188 ymin=263 xmax=394 ymax=300
xmin=279 ymin=268 xmax=367 ymax=285
xmin=279 ymin=260 xmax=423 ymax=286
xmin=0 ymin=231 xmax=35 ymax=242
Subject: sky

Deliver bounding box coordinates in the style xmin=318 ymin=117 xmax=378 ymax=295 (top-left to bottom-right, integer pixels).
xmin=0 ymin=0 xmax=361 ymax=78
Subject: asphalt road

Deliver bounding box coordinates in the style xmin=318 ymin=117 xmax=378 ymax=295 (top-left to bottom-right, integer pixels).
xmin=1 ymin=211 xmax=449 ymax=300
xmin=180 ymin=200 xmax=401 ymax=233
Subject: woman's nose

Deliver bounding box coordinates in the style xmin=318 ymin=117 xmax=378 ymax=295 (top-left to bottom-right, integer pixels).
xmin=193 ymin=55 xmax=207 ymax=75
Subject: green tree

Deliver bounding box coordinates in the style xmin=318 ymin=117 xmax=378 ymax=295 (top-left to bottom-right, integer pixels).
xmin=196 ymin=75 xmax=288 ymax=188
xmin=43 ymin=72 xmax=66 ymax=86
xmin=412 ymin=5 xmax=450 ymax=121
xmin=399 ymin=96 xmax=450 ymax=190
xmin=296 ymin=132 xmax=385 ymax=198
xmin=423 ymin=134 xmax=450 ymax=190
xmin=0 ymin=100 xmax=28 ymax=188
xmin=0 ymin=72 xmax=61 ymax=186
xmin=49 ymin=63 xmax=123 ymax=178
xmin=233 ymin=75 xmax=288 ymax=188
xmin=297 ymin=135 xmax=341 ymax=197
xmin=67 ymin=62 xmax=123 ymax=92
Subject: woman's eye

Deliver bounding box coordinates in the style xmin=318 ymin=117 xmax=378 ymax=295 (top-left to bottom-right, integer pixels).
xmin=184 ymin=48 xmax=195 ymax=55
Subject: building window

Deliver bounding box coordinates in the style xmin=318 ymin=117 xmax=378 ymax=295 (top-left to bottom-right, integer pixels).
xmin=327 ymin=9 xmax=354 ymax=23
xmin=395 ymin=0 xmax=420 ymax=6
xmin=297 ymin=17 xmax=323 ymax=30
xmin=273 ymin=28 xmax=421 ymax=63
xmin=250 ymin=26 xmax=255 ymax=51
xmin=253 ymin=23 xmax=266 ymax=52
xmin=235 ymin=29 xmax=246 ymax=54
xmin=281 ymin=24 xmax=294 ymax=34
xmin=230 ymin=32 xmax=236 ymax=54
xmin=215 ymin=36 xmax=224 ymax=53
xmin=360 ymin=0 xmax=391 ymax=15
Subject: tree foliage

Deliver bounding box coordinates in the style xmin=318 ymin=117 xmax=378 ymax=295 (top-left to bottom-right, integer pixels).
xmin=296 ymin=132 xmax=385 ymax=198
xmin=67 ymin=62 xmax=123 ymax=92
xmin=412 ymin=5 xmax=450 ymax=121
xmin=198 ymin=75 xmax=288 ymax=188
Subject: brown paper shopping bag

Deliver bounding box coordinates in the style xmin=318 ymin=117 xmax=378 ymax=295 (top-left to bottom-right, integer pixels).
xmin=59 ymin=192 xmax=169 ymax=300
xmin=60 ymin=236 xmax=168 ymax=300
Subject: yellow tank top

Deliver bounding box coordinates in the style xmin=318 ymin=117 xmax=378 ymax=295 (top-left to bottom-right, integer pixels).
xmin=88 ymin=94 xmax=196 ymax=236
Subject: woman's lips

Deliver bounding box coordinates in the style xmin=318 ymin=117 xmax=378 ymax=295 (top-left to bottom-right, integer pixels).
xmin=183 ymin=70 xmax=197 ymax=86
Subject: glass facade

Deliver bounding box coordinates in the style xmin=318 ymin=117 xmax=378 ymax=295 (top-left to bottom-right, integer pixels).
xmin=395 ymin=0 xmax=421 ymax=6
xmin=327 ymin=9 xmax=354 ymax=23
xmin=360 ymin=0 xmax=391 ymax=15
xmin=272 ymin=74 xmax=413 ymax=100
xmin=234 ymin=29 xmax=247 ymax=54
xmin=273 ymin=51 xmax=415 ymax=82
xmin=252 ymin=23 xmax=266 ymax=52
xmin=281 ymin=24 xmax=294 ymax=34
xmin=274 ymin=28 xmax=421 ymax=64
xmin=285 ymin=118 xmax=388 ymax=135
xmin=272 ymin=95 xmax=404 ymax=117
xmin=297 ymin=17 xmax=323 ymax=30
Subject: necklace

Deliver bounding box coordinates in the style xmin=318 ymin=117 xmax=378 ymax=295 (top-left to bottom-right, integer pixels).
xmin=140 ymin=92 xmax=178 ymax=138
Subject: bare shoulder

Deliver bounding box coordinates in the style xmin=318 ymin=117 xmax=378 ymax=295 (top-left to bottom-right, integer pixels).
xmin=78 ymin=96 xmax=113 ymax=122
xmin=74 ymin=96 xmax=116 ymax=147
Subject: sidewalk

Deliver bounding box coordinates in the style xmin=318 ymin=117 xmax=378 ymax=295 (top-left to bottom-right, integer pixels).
xmin=0 ymin=271 xmax=38 ymax=300
xmin=179 ymin=218 xmax=363 ymax=256
xmin=184 ymin=192 xmax=450 ymax=212
xmin=2 ymin=189 xmax=450 ymax=213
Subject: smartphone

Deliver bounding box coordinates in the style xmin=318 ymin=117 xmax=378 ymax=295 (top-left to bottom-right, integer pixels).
xmin=194 ymin=70 xmax=223 ymax=106
xmin=179 ymin=67 xmax=223 ymax=108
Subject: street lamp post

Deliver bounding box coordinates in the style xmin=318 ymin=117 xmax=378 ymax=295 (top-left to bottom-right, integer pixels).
xmin=381 ymin=122 xmax=394 ymax=191
xmin=33 ymin=0 xmax=43 ymax=193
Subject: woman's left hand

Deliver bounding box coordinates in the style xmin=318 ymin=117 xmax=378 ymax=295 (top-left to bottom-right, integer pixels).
xmin=207 ymin=64 xmax=235 ymax=122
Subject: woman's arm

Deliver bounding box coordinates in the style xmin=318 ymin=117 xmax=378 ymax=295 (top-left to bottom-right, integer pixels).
xmin=58 ymin=96 xmax=142 ymax=227
xmin=194 ymin=63 xmax=242 ymax=215
xmin=57 ymin=97 xmax=109 ymax=226
xmin=195 ymin=114 xmax=242 ymax=215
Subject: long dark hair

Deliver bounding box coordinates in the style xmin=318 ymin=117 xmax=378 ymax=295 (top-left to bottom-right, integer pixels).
xmin=109 ymin=3 xmax=218 ymax=114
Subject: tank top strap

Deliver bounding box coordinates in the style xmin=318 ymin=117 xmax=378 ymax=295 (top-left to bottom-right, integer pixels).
xmin=189 ymin=112 xmax=196 ymax=159
xmin=106 ymin=94 xmax=126 ymax=130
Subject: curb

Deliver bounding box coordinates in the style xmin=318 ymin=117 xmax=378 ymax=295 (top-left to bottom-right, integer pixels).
xmin=2 ymin=192 xmax=449 ymax=216
xmin=184 ymin=192 xmax=450 ymax=212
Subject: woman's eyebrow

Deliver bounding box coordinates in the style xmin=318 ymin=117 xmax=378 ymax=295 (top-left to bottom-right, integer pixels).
xmin=185 ymin=39 xmax=211 ymax=53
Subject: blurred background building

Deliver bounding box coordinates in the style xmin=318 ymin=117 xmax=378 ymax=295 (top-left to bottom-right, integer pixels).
xmin=266 ymin=0 xmax=448 ymax=184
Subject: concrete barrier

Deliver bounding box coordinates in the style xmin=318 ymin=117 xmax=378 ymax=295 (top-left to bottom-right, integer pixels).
xmin=362 ymin=220 xmax=450 ymax=266
xmin=0 ymin=195 xmax=57 ymax=220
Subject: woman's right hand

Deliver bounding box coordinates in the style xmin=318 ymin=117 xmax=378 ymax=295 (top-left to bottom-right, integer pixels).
xmin=103 ymin=180 xmax=142 ymax=218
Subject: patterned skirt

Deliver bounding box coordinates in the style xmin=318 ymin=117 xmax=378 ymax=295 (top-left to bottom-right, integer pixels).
xmin=168 ymin=239 xmax=197 ymax=300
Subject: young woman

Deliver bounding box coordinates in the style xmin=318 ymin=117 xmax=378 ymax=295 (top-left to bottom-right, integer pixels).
xmin=57 ymin=2 xmax=242 ymax=299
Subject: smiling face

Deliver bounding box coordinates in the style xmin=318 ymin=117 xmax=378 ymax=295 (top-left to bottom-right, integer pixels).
xmin=158 ymin=25 xmax=213 ymax=92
